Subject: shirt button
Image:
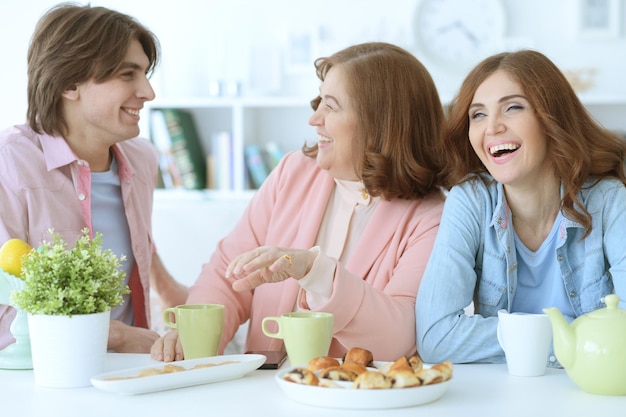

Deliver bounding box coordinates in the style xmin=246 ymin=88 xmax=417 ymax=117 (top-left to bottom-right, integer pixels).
xmin=549 ymin=356 xmax=557 ymax=363
xmin=78 ymin=194 xmax=86 ymax=201
xmin=569 ymin=291 xmax=576 ymax=298
xmin=557 ymin=255 xmax=563 ymax=261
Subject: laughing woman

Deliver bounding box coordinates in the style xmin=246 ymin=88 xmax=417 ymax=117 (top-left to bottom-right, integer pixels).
xmin=152 ymin=42 xmax=446 ymax=362
xmin=415 ymin=49 xmax=626 ymax=365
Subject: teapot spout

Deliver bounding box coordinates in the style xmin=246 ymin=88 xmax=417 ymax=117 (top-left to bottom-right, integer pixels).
xmin=543 ymin=307 xmax=574 ymax=369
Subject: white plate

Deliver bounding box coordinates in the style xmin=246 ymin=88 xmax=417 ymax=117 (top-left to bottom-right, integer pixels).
xmin=276 ymin=362 xmax=451 ymax=409
xmin=91 ymin=354 xmax=265 ymax=395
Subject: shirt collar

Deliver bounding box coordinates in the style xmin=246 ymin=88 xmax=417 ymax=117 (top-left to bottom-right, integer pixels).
xmin=40 ymin=134 xmax=78 ymax=171
xmin=39 ymin=133 xmax=133 ymax=181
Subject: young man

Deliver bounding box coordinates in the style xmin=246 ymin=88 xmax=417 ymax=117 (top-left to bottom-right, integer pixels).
xmin=0 ymin=3 xmax=187 ymax=353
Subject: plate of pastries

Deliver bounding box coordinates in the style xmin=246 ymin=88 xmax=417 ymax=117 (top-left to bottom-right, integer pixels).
xmin=276 ymin=347 xmax=453 ymax=409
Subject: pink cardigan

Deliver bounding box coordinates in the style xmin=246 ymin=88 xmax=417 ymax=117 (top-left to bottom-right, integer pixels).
xmin=188 ymin=151 xmax=444 ymax=361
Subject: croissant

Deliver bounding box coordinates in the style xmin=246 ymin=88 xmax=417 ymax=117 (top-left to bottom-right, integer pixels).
xmin=284 ymin=368 xmax=319 ymax=386
xmin=308 ymin=356 xmax=340 ymax=372
xmin=340 ymin=361 xmax=368 ymax=376
xmin=352 ymin=371 xmax=392 ymax=389
xmin=431 ymin=360 xmax=453 ymax=381
xmin=343 ymin=347 xmax=374 ymax=368
xmin=415 ymin=367 xmax=444 ymax=385
xmin=387 ymin=368 xmax=422 ymax=388
xmin=408 ymin=354 xmax=424 ymax=372
xmin=319 ymin=366 xmax=357 ymax=382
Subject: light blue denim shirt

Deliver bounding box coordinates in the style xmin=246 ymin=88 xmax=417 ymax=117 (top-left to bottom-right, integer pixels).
xmin=416 ymin=173 xmax=626 ymax=365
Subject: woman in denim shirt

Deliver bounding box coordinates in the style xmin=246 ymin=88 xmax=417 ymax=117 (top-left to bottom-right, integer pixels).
xmin=416 ymin=50 xmax=626 ymax=365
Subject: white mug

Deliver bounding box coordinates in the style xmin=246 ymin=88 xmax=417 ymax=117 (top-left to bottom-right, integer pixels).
xmin=497 ymin=310 xmax=553 ymax=377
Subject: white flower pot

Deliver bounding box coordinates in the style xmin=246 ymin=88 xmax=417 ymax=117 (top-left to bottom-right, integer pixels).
xmin=28 ymin=310 xmax=110 ymax=388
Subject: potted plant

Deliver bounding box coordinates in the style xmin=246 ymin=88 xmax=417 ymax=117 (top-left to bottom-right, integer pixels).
xmin=12 ymin=228 xmax=129 ymax=388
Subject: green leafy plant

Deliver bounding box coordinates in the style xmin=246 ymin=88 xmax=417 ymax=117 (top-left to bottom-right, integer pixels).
xmin=12 ymin=228 xmax=130 ymax=316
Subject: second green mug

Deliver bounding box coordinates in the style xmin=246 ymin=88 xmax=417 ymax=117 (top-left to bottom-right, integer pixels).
xmin=262 ymin=311 xmax=334 ymax=367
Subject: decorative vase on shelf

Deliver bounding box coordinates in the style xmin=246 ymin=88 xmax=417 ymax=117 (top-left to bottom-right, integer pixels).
xmin=0 ymin=270 xmax=32 ymax=370
xmin=12 ymin=228 xmax=129 ymax=388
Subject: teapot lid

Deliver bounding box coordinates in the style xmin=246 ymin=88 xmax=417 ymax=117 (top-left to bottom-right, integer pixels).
xmin=587 ymin=294 xmax=626 ymax=319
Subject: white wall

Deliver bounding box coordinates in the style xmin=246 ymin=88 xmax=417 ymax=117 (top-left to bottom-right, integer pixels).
xmin=1 ymin=0 xmax=625 ymax=129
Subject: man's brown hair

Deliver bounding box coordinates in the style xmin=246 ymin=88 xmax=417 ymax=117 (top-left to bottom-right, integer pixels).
xmin=27 ymin=2 xmax=160 ymax=136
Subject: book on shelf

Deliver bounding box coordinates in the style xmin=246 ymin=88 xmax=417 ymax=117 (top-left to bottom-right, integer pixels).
xmin=244 ymin=144 xmax=269 ymax=188
xmin=262 ymin=141 xmax=285 ymax=171
xmin=149 ymin=109 xmax=182 ymax=188
xmin=150 ymin=108 xmax=207 ymax=190
xmin=208 ymin=131 xmax=234 ymax=191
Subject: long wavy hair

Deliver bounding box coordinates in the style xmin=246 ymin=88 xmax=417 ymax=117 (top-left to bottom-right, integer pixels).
xmin=303 ymin=42 xmax=446 ymax=200
xmin=27 ymin=2 xmax=160 ymax=136
xmin=443 ymin=49 xmax=626 ymax=235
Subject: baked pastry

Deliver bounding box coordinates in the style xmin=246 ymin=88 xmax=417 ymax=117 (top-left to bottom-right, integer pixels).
xmin=317 ymin=379 xmax=343 ymax=388
xmin=413 ymin=361 xmax=453 ymax=385
xmin=387 ymin=368 xmax=421 ymax=388
xmin=308 ymin=356 xmax=340 ymax=372
xmin=343 ymin=347 xmax=374 ymax=368
xmin=378 ymin=356 xmax=410 ymax=375
xmin=431 ymin=360 xmax=453 ymax=381
xmin=352 ymin=371 xmax=392 ymax=389
xmin=408 ymin=354 xmax=424 ymax=372
xmin=379 ymin=354 xmax=423 ymax=373
xmin=415 ymin=367 xmax=444 ymax=385
xmin=377 ymin=361 xmax=392 ymax=375
xmin=284 ymin=368 xmax=319 ymax=386
xmin=340 ymin=361 xmax=367 ymax=376
xmin=389 ymin=356 xmax=411 ymax=372
xmin=319 ymin=366 xmax=357 ymax=381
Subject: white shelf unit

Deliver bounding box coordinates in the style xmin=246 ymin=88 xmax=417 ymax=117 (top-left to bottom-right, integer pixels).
xmin=140 ymin=96 xmax=316 ymax=194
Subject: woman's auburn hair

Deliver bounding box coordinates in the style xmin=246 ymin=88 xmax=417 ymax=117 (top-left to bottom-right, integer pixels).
xmin=27 ymin=2 xmax=160 ymax=136
xmin=443 ymin=49 xmax=626 ymax=235
xmin=303 ymin=42 xmax=446 ymax=201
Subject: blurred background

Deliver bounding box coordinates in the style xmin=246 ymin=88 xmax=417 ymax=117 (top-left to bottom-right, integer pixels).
xmin=1 ymin=0 xmax=625 ymax=129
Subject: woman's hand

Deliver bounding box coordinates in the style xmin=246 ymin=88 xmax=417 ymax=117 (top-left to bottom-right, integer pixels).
xmin=150 ymin=329 xmax=184 ymax=362
xmin=226 ymin=246 xmax=316 ymax=292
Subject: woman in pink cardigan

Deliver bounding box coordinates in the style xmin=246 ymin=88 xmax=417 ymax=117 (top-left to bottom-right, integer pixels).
xmin=152 ymin=42 xmax=446 ymax=362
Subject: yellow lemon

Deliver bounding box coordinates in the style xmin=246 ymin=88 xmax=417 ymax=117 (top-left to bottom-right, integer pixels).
xmin=0 ymin=238 xmax=33 ymax=278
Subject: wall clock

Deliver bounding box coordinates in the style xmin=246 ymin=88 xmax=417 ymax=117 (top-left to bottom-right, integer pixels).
xmin=413 ymin=0 xmax=507 ymax=65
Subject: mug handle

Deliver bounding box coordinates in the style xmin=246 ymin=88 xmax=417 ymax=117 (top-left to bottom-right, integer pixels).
xmin=261 ymin=317 xmax=282 ymax=338
xmin=163 ymin=308 xmax=177 ymax=329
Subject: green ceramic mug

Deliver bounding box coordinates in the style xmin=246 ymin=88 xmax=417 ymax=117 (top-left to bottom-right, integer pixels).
xmin=163 ymin=304 xmax=224 ymax=359
xmin=262 ymin=312 xmax=334 ymax=367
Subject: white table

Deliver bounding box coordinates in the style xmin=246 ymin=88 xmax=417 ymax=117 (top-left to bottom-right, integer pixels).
xmin=1 ymin=354 xmax=623 ymax=416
